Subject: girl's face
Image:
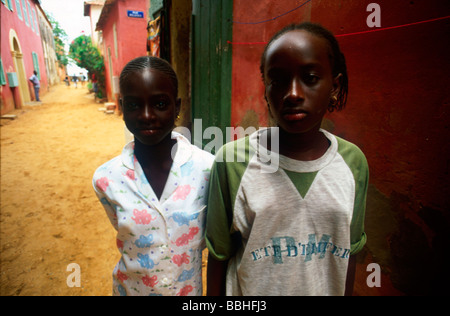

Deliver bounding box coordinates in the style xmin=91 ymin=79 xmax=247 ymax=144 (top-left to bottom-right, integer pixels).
xmin=263 ymin=30 xmax=341 ymax=135
xmin=120 ymin=69 xmax=180 ymax=146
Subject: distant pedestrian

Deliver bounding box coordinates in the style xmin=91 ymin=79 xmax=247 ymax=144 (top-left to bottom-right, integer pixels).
xmin=29 ymin=70 xmax=41 ymax=102
xmin=92 ymin=73 xmax=98 ymax=101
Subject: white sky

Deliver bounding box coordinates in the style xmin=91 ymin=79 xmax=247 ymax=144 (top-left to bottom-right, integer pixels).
xmin=40 ymin=0 xmax=92 ymax=41
xmin=40 ymin=0 xmax=92 ymax=75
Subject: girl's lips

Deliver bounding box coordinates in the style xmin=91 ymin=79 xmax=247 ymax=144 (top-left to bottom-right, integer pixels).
xmin=138 ymin=128 xmax=161 ymax=135
xmin=283 ymin=112 xmax=307 ymax=121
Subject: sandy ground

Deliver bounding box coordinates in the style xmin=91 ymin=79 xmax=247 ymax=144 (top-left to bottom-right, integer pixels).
xmin=0 ymin=83 xmax=207 ymax=296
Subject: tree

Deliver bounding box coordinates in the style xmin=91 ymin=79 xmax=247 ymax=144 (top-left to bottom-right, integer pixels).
xmin=69 ymin=35 xmax=105 ymax=96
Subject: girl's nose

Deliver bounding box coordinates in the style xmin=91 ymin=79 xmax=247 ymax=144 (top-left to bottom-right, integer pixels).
xmin=284 ymin=77 xmax=304 ymax=104
xmin=140 ymin=104 xmax=156 ymax=121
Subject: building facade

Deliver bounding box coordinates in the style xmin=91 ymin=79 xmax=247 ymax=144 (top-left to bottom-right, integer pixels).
xmin=36 ymin=3 xmax=59 ymax=87
xmin=1 ymin=0 xmax=50 ymax=114
xmin=84 ymin=0 xmax=105 ymax=48
xmin=94 ymin=0 xmax=149 ymax=102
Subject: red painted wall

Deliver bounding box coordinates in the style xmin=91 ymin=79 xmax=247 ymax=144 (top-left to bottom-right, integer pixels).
xmin=100 ymin=0 xmax=149 ymax=102
xmin=1 ymin=0 xmax=48 ymax=114
xmin=231 ymin=0 xmax=450 ymax=295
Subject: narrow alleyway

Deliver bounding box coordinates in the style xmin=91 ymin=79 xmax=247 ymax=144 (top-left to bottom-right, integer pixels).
xmin=0 ymin=83 xmax=125 ymax=295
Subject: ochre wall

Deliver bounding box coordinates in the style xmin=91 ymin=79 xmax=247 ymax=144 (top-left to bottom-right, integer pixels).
xmin=169 ymin=0 xmax=192 ymax=129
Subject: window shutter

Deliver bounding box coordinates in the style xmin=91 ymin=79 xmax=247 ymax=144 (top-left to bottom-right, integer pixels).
xmin=0 ymin=58 xmax=7 ymax=86
xmin=32 ymin=52 xmax=40 ymax=80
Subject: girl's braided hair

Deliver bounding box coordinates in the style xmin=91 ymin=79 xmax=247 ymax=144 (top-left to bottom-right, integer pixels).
xmin=119 ymin=56 xmax=178 ymax=97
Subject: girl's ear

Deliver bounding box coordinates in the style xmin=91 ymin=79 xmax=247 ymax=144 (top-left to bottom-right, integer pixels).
xmin=175 ymin=98 xmax=181 ymax=118
xmin=264 ymin=90 xmax=274 ymax=119
xmin=329 ymin=73 xmax=343 ymax=112
xmin=119 ymin=97 xmax=123 ymax=111
xmin=331 ymin=73 xmax=343 ymax=99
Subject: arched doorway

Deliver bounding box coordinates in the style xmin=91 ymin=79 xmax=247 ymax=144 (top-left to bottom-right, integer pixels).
xmin=10 ymin=30 xmax=30 ymax=108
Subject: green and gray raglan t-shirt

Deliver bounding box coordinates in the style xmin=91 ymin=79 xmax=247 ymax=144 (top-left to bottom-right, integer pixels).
xmin=206 ymin=128 xmax=369 ymax=296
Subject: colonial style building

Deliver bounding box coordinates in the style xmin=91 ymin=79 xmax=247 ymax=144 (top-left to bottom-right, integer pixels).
xmin=1 ymin=0 xmax=56 ymax=114
xmin=90 ymin=0 xmax=149 ymax=102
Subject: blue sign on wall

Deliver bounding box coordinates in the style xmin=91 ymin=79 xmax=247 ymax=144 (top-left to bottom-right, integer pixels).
xmin=127 ymin=10 xmax=144 ymax=18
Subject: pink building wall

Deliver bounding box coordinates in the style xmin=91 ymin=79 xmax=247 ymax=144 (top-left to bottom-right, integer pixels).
xmin=1 ymin=0 xmax=48 ymax=114
xmin=99 ymin=0 xmax=149 ymax=102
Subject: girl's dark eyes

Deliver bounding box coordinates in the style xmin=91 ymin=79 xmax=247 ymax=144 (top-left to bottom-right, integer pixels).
xmin=155 ymin=100 xmax=168 ymax=109
xmin=122 ymin=98 xmax=169 ymax=110
xmin=269 ymin=77 xmax=285 ymax=86
xmin=123 ymin=99 xmax=140 ymax=110
xmin=303 ymin=73 xmax=320 ymax=84
xmin=269 ymin=73 xmax=320 ymax=87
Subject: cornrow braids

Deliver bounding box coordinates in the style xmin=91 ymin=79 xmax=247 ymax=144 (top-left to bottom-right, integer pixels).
xmin=119 ymin=56 xmax=179 ymax=97
xmin=260 ymin=22 xmax=348 ymax=112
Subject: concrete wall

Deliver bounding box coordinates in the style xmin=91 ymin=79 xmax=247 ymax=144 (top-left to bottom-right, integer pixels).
xmin=231 ymin=0 xmax=450 ymax=295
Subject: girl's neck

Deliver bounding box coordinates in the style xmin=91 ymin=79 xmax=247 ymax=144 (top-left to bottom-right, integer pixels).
xmin=134 ymin=133 xmax=177 ymax=200
xmin=276 ymin=126 xmax=330 ymax=161
xmin=134 ymin=133 xmax=177 ymax=168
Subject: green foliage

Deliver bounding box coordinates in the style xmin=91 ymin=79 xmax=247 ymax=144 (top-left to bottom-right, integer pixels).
xmin=46 ymin=13 xmax=69 ymax=67
xmin=69 ymin=35 xmax=105 ymax=92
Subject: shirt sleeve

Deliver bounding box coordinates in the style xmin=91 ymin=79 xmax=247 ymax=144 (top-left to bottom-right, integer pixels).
xmin=349 ymin=150 xmax=369 ymax=255
xmin=205 ymin=162 xmax=233 ymax=261
xmin=205 ymin=144 xmax=239 ymax=261
xmin=92 ymin=175 xmax=119 ymax=231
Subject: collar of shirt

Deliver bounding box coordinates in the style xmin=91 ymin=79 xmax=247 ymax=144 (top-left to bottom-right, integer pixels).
xmin=250 ymin=127 xmax=338 ymax=173
xmin=120 ymin=131 xmax=193 ymax=211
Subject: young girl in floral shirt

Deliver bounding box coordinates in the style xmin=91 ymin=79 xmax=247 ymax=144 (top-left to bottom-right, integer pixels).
xmin=93 ymin=56 xmax=214 ymax=296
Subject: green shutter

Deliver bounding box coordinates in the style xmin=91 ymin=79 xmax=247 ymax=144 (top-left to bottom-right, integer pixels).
xmin=6 ymin=0 xmax=13 ymax=11
xmin=0 ymin=58 xmax=6 ymax=85
xmin=22 ymin=0 xmax=29 ymax=25
xmin=15 ymin=0 xmax=22 ymax=20
xmin=29 ymin=2 xmax=34 ymax=31
xmin=149 ymin=0 xmax=163 ymax=20
xmin=32 ymin=52 xmax=40 ymax=80
xmin=191 ymin=0 xmax=233 ymax=152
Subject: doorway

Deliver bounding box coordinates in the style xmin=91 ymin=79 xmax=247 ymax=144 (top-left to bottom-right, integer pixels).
xmin=10 ymin=32 xmax=31 ymax=108
xmin=191 ymin=0 xmax=233 ymax=151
